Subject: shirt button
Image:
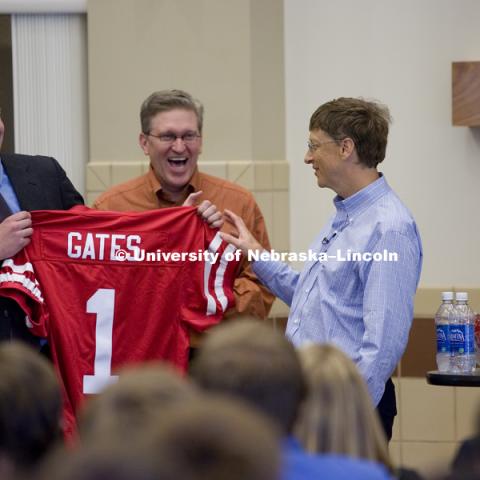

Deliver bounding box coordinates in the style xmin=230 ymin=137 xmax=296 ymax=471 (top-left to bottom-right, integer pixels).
xmin=305 ymin=289 xmax=309 ymax=293
xmin=294 ymin=319 xmax=300 ymax=324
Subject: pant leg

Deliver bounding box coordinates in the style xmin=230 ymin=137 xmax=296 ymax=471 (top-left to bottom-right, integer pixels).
xmin=375 ymin=377 xmax=397 ymax=442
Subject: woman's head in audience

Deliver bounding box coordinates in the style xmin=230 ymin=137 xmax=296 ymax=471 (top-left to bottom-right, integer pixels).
xmin=296 ymin=343 xmax=393 ymax=471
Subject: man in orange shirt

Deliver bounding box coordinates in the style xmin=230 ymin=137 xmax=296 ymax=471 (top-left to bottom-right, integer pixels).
xmin=94 ymin=90 xmax=274 ymax=332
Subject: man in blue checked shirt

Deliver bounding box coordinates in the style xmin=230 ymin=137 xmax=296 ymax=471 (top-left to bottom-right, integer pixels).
xmin=222 ymin=97 xmax=423 ymax=441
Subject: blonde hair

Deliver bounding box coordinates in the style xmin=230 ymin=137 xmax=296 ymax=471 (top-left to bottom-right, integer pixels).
xmin=296 ymin=344 xmax=393 ymax=472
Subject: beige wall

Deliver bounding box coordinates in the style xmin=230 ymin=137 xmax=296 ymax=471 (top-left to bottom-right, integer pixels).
xmin=86 ymin=0 xmax=289 ymax=254
xmin=390 ymin=377 xmax=480 ymax=477
xmin=87 ymin=0 xmax=284 ymax=163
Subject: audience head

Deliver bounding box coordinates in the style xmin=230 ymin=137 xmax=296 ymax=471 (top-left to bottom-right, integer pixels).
xmin=296 ymin=343 xmax=393 ymax=471
xmin=190 ymin=320 xmax=306 ymax=435
xmin=39 ymin=444 xmax=160 ymax=480
xmin=44 ymin=396 xmax=280 ymax=480
xmin=79 ymin=362 xmax=197 ymax=443
xmin=147 ymin=395 xmax=281 ymax=480
xmin=0 ymin=341 xmax=62 ymax=476
xmin=309 ymin=97 xmax=391 ymax=168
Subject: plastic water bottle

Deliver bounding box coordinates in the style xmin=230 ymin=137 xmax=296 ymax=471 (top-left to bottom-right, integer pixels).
xmin=435 ymin=292 xmax=454 ymax=372
xmin=475 ymin=312 xmax=480 ymax=367
xmin=450 ymin=292 xmax=476 ymax=373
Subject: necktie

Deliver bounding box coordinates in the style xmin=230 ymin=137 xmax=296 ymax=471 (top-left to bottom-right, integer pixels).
xmin=0 ymin=192 xmax=12 ymax=222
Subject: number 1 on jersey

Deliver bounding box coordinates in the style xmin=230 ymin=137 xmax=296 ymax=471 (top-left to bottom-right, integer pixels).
xmin=83 ymin=288 xmax=119 ymax=394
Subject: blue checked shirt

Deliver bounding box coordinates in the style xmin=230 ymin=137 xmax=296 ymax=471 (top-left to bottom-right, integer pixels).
xmin=253 ymin=175 xmax=423 ymax=406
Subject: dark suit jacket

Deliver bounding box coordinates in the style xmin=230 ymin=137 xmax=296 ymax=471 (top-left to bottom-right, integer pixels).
xmin=1 ymin=153 xmax=83 ymax=211
xmin=0 ymin=153 xmax=84 ymax=345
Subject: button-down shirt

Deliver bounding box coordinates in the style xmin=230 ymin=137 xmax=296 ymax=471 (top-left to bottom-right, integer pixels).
xmin=253 ymin=175 xmax=423 ymax=405
xmin=0 ymin=159 xmax=21 ymax=213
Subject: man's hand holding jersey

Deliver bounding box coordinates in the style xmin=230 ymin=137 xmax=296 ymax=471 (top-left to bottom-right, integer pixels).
xmin=183 ymin=191 xmax=223 ymax=229
xmin=0 ymin=211 xmax=33 ymax=260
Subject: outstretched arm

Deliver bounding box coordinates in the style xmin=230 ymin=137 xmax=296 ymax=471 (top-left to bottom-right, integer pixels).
xmin=222 ymin=209 xmax=299 ymax=306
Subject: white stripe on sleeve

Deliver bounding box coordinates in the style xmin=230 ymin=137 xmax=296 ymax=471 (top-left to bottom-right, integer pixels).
xmin=214 ymin=243 xmax=236 ymax=312
xmin=204 ymin=233 xmax=223 ymax=316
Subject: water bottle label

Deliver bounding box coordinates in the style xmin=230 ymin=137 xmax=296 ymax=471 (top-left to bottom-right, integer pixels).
xmin=450 ymin=325 xmax=475 ymax=354
xmin=436 ymin=325 xmax=450 ymax=353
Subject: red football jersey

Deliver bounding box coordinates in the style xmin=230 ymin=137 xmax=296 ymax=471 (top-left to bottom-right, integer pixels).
xmin=0 ymin=206 xmax=240 ymax=436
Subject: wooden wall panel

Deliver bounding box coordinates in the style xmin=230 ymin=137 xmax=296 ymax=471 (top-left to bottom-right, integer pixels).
xmin=401 ymin=317 xmax=437 ymax=377
xmin=452 ymin=61 xmax=480 ymax=126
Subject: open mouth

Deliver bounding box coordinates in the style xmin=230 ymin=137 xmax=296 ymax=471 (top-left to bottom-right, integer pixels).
xmin=168 ymin=157 xmax=188 ymax=167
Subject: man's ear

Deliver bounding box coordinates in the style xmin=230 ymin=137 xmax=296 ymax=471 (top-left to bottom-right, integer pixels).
xmin=340 ymin=137 xmax=355 ymax=159
xmin=139 ymin=133 xmax=149 ymax=155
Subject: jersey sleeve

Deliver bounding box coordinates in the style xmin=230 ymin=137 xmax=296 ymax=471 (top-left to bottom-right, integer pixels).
xmin=0 ymin=249 xmax=49 ymax=337
xmin=181 ymin=230 xmax=241 ymax=332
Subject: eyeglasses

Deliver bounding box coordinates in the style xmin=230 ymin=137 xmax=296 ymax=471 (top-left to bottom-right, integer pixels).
xmin=145 ymin=131 xmax=201 ymax=145
xmin=307 ymin=139 xmax=337 ymax=153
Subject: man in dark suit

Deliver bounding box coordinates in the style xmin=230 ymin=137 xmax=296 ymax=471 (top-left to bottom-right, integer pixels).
xmin=0 ymin=112 xmax=84 ymax=344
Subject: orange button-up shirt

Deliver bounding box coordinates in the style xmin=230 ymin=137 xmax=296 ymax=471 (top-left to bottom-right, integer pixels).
xmin=93 ymin=168 xmax=274 ymax=333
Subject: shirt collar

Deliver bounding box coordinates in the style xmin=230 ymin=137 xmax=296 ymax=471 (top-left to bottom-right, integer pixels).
xmin=147 ymin=165 xmax=201 ymax=197
xmin=189 ymin=168 xmax=202 ymax=191
xmin=333 ymin=173 xmax=390 ymax=222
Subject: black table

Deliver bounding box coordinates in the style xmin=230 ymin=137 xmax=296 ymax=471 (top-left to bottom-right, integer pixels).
xmin=426 ymin=370 xmax=480 ymax=387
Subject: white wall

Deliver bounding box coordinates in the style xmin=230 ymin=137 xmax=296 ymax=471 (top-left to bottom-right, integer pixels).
xmin=284 ymin=0 xmax=480 ymax=286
